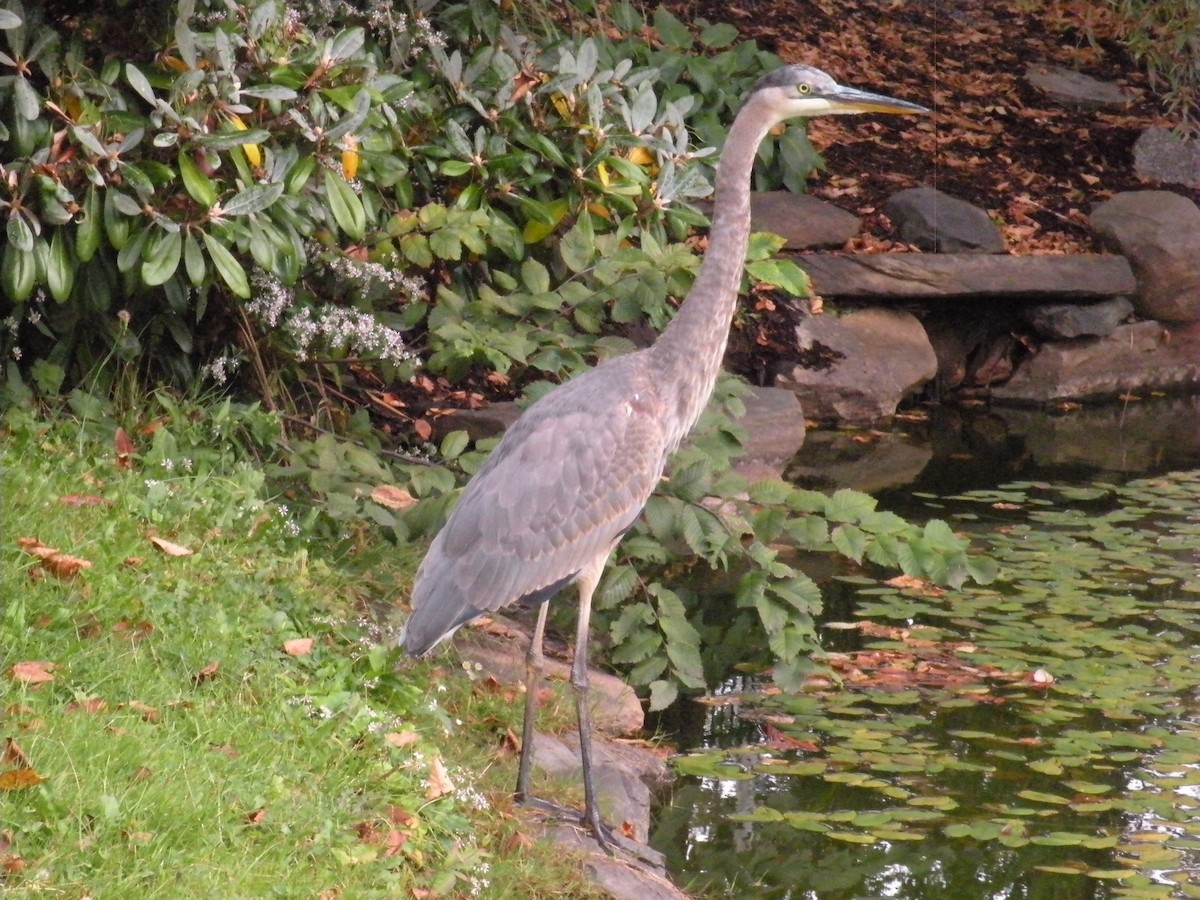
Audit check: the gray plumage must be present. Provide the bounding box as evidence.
[400,64,927,851]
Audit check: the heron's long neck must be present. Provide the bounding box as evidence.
[651,98,778,449]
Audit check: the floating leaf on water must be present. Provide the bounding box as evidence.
[1030,831,1091,846]
[826,832,876,844]
[1069,800,1114,813]
[851,812,896,828]
[675,752,753,781]
[947,730,1003,742]
[1063,780,1112,795]
[1028,760,1065,775]
[728,806,785,824]
[870,829,926,842]
[906,796,957,810]
[1085,868,1139,880]
[1017,790,1072,806]
[1034,864,1089,875]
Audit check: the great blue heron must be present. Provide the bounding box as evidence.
[400,65,928,851]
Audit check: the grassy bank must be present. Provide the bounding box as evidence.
[0,404,598,898]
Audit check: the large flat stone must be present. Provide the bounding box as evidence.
[798,253,1136,300]
[732,385,806,480]
[749,191,861,249]
[991,320,1200,403]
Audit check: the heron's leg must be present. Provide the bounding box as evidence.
[515,599,550,803]
[570,563,613,854]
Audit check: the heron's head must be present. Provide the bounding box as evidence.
[752,65,929,120]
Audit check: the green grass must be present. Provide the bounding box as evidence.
[0,404,598,898]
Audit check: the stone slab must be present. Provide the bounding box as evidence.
[798,253,1136,300]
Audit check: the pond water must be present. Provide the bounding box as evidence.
[649,397,1200,899]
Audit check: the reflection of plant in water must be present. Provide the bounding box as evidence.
[660,470,1200,898]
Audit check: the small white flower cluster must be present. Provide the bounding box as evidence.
[456,783,491,811]
[467,862,492,897]
[276,503,302,537]
[412,15,446,50]
[288,695,336,720]
[200,354,243,386]
[322,254,425,300]
[241,269,415,366]
[248,270,294,328]
[286,305,413,365]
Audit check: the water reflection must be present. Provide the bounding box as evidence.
[786,396,1200,499]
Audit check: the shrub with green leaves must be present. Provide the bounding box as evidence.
[0,0,811,403]
[0,0,992,709]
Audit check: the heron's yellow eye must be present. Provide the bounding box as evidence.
[797,83,811,95]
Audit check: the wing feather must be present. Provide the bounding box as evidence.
[402,354,669,654]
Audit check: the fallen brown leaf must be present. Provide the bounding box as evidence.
[383,731,420,749]
[149,536,193,557]
[124,701,161,724]
[60,494,113,507]
[66,698,107,714]
[18,538,92,578]
[194,660,220,683]
[114,427,136,468]
[3,739,31,768]
[282,638,314,657]
[9,661,56,685]
[0,769,44,791]
[369,485,418,510]
[425,756,455,800]
[245,807,267,825]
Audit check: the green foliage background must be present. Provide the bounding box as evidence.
[0,0,994,706]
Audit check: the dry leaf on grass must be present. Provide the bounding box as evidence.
[282,638,314,656]
[114,427,136,468]
[60,494,112,507]
[17,538,92,578]
[9,661,56,684]
[149,536,193,557]
[425,756,455,800]
[369,485,418,510]
[383,731,420,749]
[0,769,45,791]
[194,660,220,683]
[3,739,32,768]
[124,701,161,724]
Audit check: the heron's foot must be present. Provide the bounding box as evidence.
[515,794,659,864]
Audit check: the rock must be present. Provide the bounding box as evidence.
[884,186,1006,253]
[1133,126,1200,188]
[747,191,862,249]
[774,308,937,423]
[732,385,806,480]
[1022,296,1134,339]
[991,320,1200,403]
[541,823,688,900]
[1090,191,1200,322]
[458,627,645,735]
[787,427,933,493]
[798,253,1136,300]
[532,732,669,843]
[1024,63,1133,108]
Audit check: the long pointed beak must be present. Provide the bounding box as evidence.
[822,84,929,116]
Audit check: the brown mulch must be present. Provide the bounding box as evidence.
[663,0,1199,254]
